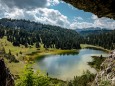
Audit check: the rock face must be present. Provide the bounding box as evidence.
[63,0,115,19]
[92,50,115,86]
[0,59,15,86]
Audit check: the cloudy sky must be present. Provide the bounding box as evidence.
[0,0,115,29]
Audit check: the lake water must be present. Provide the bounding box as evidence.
[34,49,108,80]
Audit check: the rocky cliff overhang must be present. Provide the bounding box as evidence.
[63,0,115,19]
[0,59,14,86]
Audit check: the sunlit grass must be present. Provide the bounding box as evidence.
[4,58,25,75]
[0,36,37,56]
[80,44,110,53]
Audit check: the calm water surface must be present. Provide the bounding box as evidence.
[34,49,108,80]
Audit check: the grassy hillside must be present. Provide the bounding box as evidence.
[0,36,37,56]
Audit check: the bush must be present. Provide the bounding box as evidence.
[16,64,50,86]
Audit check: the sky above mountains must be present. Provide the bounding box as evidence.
[0,0,115,29]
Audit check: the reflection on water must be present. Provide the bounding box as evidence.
[34,49,108,80]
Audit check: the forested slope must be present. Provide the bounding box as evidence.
[84,30,115,50]
[0,18,82,50]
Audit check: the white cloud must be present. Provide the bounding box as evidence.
[1,7,115,30]
[5,8,24,18]
[92,15,115,29]
[0,0,60,10]
[70,21,93,29]
[91,15,98,20]
[48,0,60,6]
[3,7,70,28]
[0,0,48,10]
[74,16,83,21]
[0,0,70,28]
[70,15,115,29]
[0,0,114,30]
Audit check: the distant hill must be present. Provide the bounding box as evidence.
[0,18,81,49]
[76,27,112,36]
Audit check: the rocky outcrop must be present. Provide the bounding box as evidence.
[92,50,115,86]
[0,58,15,86]
[63,0,115,19]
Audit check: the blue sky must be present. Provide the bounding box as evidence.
[49,2,93,23]
[0,0,115,29]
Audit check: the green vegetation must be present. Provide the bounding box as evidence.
[0,36,37,57]
[0,36,78,59]
[84,30,115,50]
[0,36,78,76]
[88,55,106,70]
[16,64,66,86]
[1,37,99,86]
[0,18,81,50]
[77,28,112,36]
[0,36,108,86]
[100,80,111,86]
[15,63,96,86]
[67,70,96,86]
[81,44,110,53]
[0,18,114,86]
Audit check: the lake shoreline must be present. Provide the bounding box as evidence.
[88,56,106,71]
[81,44,110,53]
[27,49,79,60]
[0,38,110,82]
[34,48,108,81]
[28,44,110,60]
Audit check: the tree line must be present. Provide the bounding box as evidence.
[84,30,115,50]
[0,18,114,50]
[0,18,82,49]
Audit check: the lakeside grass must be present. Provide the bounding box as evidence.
[88,56,106,71]
[0,36,78,59]
[81,44,110,53]
[0,37,109,60]
[28,49,78,60]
